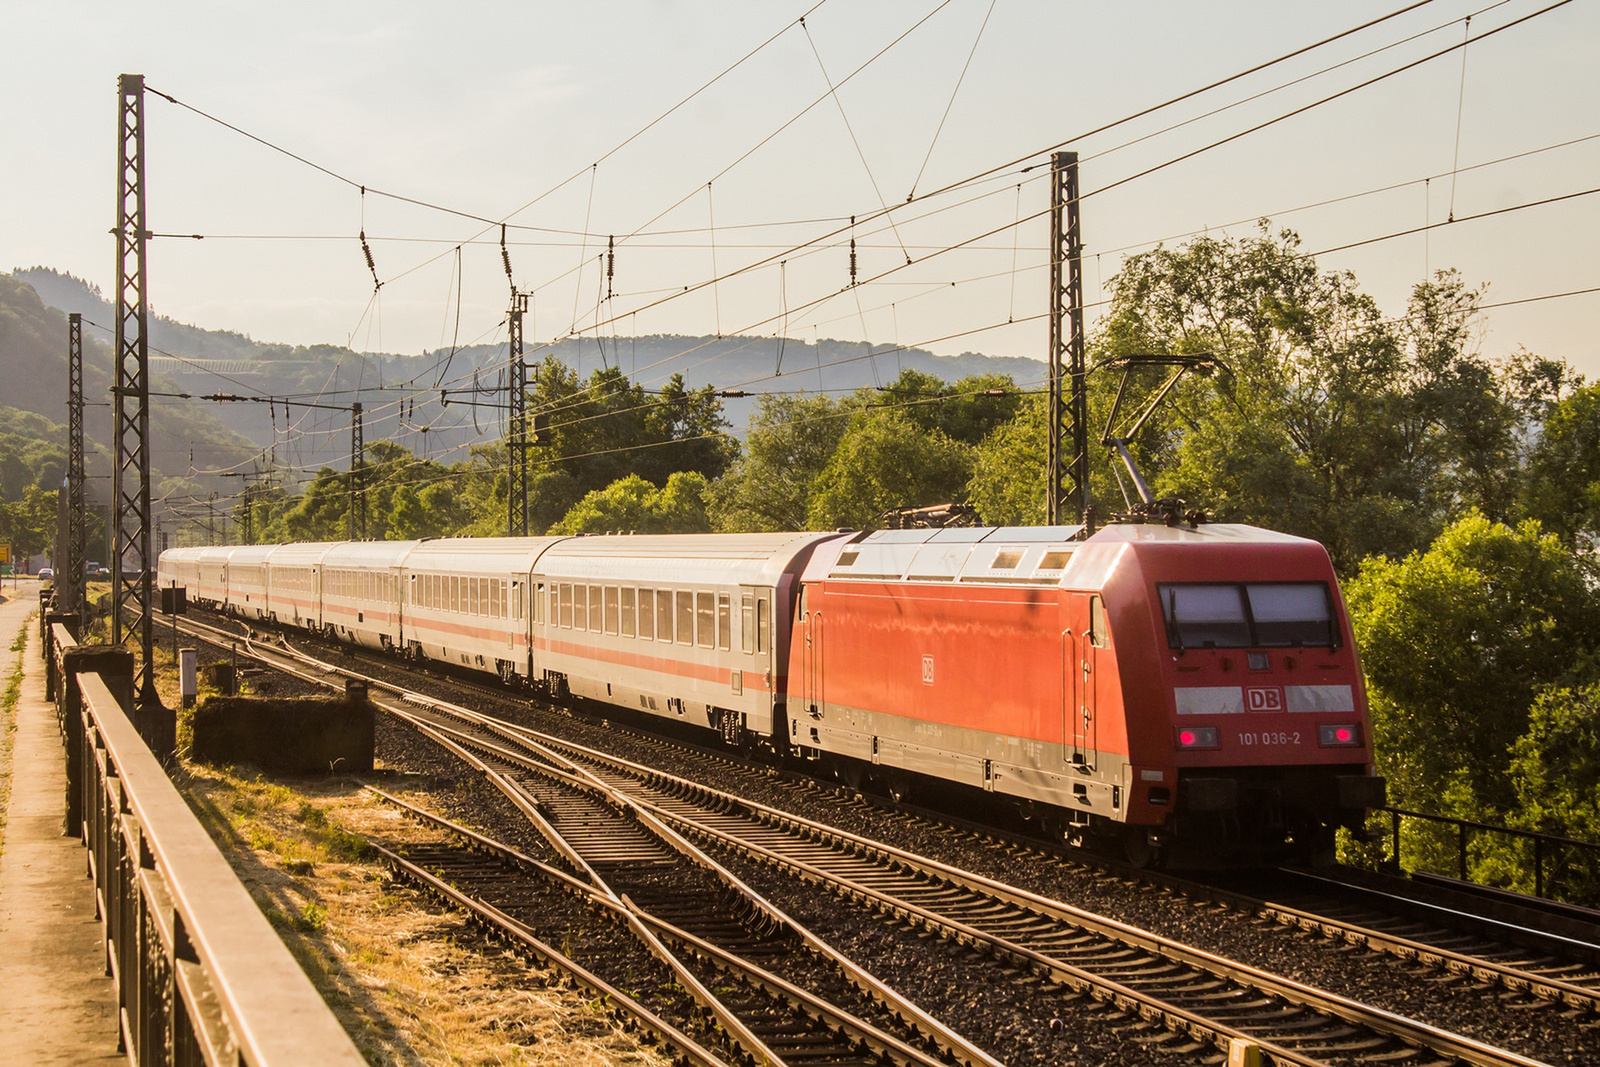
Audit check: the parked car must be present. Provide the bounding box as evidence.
[38,567,54,580]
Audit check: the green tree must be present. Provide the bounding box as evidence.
[708,393,848,531]
[1345,513,1600,816]
[874,368,1021,445]
[551,472,712,535]
[1510,684,1600,843]
[968,394,1047,525]
[1098,227,1549,569]
[1522,381,1600,546]
[0,484,57,565]
[527,359,736,530]
[805,411,974,530]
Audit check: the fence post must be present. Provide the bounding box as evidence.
[42,612,78,701]
[61,647,135,838]
[1534,837,1544,899]
[1390,810,1402,871]
[1459,823,1469,881]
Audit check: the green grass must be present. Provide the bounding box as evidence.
[0,619,30,861]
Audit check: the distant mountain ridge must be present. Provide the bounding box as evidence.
[11,266,1047,466]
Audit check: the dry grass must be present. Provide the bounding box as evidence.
[179,763,672,1067]
[0,614,30,862]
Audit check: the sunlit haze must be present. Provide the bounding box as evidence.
[4,0,1597,379]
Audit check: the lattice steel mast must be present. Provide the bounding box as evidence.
[113,73,158,707]
[1046,151,1091,531]
[507,292,529,536]
[64,313,87,619]
[349,402,366,540]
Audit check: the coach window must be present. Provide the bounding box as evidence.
[588,586,602,632]
[490,579,501,618]
[638,589,654,640]
[696,592,715,649]
[757,596,771,654]
[658,590,675,642]
[573,584,587,630]
[621,588,636,637]
[559,583,573,628]
[604,587,620,634]
[717,593,731,651]
[675,591,693,645]
[741,595,754,654]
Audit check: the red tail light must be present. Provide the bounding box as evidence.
[1318,724,1361,747]
[1177,726,1219,749]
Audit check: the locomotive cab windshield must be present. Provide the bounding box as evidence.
[1159,582,1338,650]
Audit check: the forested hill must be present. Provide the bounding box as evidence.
[0,273,260,502]
[12,266,1045,455]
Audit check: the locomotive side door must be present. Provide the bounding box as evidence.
[801,589,823,719]
[1062,629,1077,764]
[1071,594,1103,768]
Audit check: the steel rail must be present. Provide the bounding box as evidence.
[1199,871,1600,1012]
[184,624,1003,1067]
[359,704,791,1067]
[535,738,1555,1067]
[48,622,367,1067]
[367,787,963,1067]
[177,618,1552,1067]
[383,698,1007,1067]
[361,838,731,1067]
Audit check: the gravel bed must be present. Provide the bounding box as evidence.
[380,715,1065,1065]
[217,620,1600,1063]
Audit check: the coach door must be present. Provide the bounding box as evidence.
[388,567,404,645]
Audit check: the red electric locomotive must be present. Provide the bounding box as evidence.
[787,521,1385,865]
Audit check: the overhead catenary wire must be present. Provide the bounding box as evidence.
[138,0,1471,424]
[131,0,1580,483]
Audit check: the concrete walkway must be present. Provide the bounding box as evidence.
[0,591,124,1064]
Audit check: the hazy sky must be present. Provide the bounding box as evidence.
[5,0,1597,388]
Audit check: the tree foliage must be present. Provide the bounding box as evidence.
[0,484,57,565]
[1097,227,1556,569]
[1521,381,1600,546]
[708,394,849,532]
[528,360,736,528]
[805,410,975,530]
[552,472,712,535]
[1345,514,1600,816]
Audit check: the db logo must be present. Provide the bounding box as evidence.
[921,655,935,685]
[1245,686,1284,713]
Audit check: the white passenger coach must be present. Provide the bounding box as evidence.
[157,532,845,741]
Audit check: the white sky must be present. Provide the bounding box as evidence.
[4,0,1598,385]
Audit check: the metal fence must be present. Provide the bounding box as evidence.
[1382,806,1600,903]
[42,618,367,1067]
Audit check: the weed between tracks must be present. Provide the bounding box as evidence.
[0,614,30,862]
[178,763,671,1067]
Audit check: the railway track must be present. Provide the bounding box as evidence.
[240,617,1600,1021]
[366,791,960,1067]
[178,616,1566,1067]
[178,615,998,1067]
